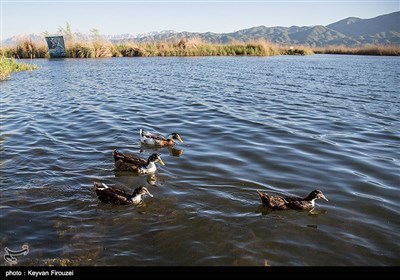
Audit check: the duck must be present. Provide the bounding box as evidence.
[93,182,153,205]
[113,149,165,174]
[257,189,328,210]
[140,128,183,146]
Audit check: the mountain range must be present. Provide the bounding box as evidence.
[2,11,399,47]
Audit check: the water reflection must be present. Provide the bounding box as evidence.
[306,224,318,229]
[147,174,157,186]
[114,170,141,177]
[307,208,327,217]
[170,147,183,157]
[255,205,328,217]
[139,145,183,157]
[254,205,273,215]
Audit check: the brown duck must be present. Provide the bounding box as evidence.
[93,182,153,205]
[113,149,165,174]
[257,189,328,210]
[140,129,183,146]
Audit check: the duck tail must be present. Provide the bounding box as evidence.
[140,128,144,137]
[113,149,122,158]
[94,182,109,191]
[93,181,108,191]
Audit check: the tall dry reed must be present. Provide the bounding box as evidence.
[4,38,49,59]
[313,44,400,56]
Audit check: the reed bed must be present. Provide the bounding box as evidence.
[3,37,398,59]
[313,44,400,56]
[67,39,119,58]
[1,37,314,58]
[2,38,49,59]
[0,56,38,80]
[116,38,308,56]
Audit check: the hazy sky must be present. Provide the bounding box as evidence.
[1,0,399,39]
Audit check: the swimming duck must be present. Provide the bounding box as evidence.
[140,129,183,146]
[93,182,153,205]
[113,149,165,174]
[257,189,328,210]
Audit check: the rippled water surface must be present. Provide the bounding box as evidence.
[1,55,399,266]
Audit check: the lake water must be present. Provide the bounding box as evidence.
[1,55,399,266]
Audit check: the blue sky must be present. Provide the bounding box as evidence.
[1,0,399,39]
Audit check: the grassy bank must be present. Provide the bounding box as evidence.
[0,56,38,81]
[1,38,313,58]
[4,37,398,59]
[313,45,400,56]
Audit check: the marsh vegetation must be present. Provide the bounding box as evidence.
[2,37,314,58]
[0,56,38,81]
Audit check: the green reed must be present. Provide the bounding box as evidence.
[0,56,38,81]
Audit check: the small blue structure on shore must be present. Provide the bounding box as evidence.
[45,36,66,58]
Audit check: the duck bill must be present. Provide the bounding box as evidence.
[321,194,328,201]
[146,191,154,197]
[158,159,165,166]
[177,136,183,143]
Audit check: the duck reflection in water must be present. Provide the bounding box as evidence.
[113,166,160,187]
[147,173,157,186]
[140,146,183,157]
[256,205,327,216]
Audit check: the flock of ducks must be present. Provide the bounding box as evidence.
[94,129,328,211]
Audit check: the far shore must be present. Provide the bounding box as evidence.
[1,37,399,60]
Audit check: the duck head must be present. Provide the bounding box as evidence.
[132,186,153,198]
[128,186,153,204]
[169,133,183,143]
[307,190,328,202]
[147,153,165,166]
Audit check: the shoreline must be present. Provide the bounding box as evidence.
[2,39,398,59]
[1,39,313,59]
